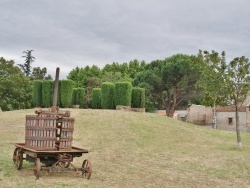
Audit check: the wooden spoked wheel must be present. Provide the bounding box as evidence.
[13,148,23,170]
[33,158,41,180]
[82,159,92,179]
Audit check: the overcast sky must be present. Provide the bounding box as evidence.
[1,0,250,78]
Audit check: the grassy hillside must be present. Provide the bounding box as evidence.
[1,109,250,188]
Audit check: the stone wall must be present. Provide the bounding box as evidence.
[186,105,213,125]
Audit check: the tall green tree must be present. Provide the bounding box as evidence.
[114,82,132,106]
[72,88,85,108]
[31,67,52,80]
[18,50,36,77]
[85,77,102,108]
[32,80,43,107]
[227,56,250,148]
[0,57,32,110]
[92,88,102,109]
[131,88,145,108]
[133,70,161,111]
[195,50,250,149]
[128,59,146,78]
[161,54,195,116]
[42,80,54,108]
[67,65,101,88]
[134,54,199,116]
[60,80,74,108]
[101,82,115,109]
[192,50,227,107]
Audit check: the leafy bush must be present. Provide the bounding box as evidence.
[92,88,102,109]
[101,82,115,109]
[42,80,54,107]
[32,80,43,107]
[114,82,132,106]
[60,80,74,108]
[131,87,145,108]
[1,103,12,111]
[72,88,86,108]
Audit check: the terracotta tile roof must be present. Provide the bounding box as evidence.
[215,106,246,112]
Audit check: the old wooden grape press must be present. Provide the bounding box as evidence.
[13,68,92,179]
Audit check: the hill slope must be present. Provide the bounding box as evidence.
[1,109,250,188]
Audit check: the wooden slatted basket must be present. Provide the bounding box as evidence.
[56,117,75,150]
[25,115,57,150]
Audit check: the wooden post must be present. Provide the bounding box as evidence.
[51,67,60,112]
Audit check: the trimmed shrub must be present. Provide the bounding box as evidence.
[101,82,115,109]
[114,82,132,106]
[32,80,43,107]
[42,80,54,107]
[92,88,102,109]
[72,88,86,108]
[131,87,145,108]
[60,80,74,108]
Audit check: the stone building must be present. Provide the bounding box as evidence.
[177,102,250,132]
[216,106,246,127]
[185,105,213,125]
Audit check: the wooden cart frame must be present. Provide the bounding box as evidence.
[13,143,92,180]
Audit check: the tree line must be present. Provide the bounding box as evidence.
[1,49,250,148]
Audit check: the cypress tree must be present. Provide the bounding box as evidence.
[42,80,54,107]
[114,82,132,106]
[32,80,43,107]
[72,88,86,108]
[131,87,145,108]
[60,80,74,108]
[92,88,102,109]
[101,82,115,109]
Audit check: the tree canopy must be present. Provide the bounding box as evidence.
[194,50,250,148]
[0,57,32,110]
[134,54,200,115]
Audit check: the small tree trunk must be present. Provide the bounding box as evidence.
[213,100,217,129]
[169,85,179,117]
[235,105,242,149]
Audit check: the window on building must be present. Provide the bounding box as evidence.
[228,117,233,125]
[181,116,186,122]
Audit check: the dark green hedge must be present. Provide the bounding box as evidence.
[114,82,132,106]
[72,88,85,108]
[131,87,145,108]
[60,80,74,108]
[42,80,54,107]
[101,82,115,109]
[92,88,102,109]
[32,80,43,107]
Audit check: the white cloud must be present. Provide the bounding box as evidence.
[1,0,250,78]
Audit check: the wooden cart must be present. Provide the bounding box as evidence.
[13,143,92,179]
[12,68,92,180]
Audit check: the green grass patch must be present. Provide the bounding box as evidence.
[1,109,250,187]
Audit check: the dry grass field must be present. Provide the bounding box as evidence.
[1,109,250,188]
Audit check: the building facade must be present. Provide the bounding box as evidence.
[174,104,250,132]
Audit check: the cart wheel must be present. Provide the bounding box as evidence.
[82,159,92,179]
[58,162,70,168]
[13,148,23,170]
[33,158,41,180]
